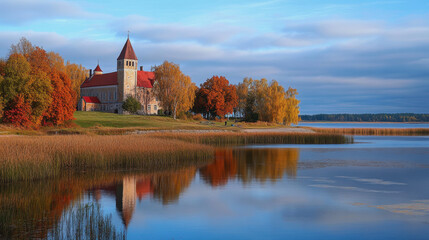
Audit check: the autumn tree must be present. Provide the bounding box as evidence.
[265,80,287,123]
[237,77,300,124]
[9,37,35,57]
[2,94,32,127]
[251,78,269,121]
[194,76,238,119]
[284,87,300,125]
[235,77,251,118]
[9,37,85,104]
[26,48,53,124]
[0,37,81,127]
[242,78,268,122]
[0,54,31,104]
[0,60,3,118]
[65,61,87,103]
[42,70,75,126]
[152,61,196,119]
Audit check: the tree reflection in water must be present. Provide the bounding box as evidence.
[0,148,299,238]
[200,148,299,186]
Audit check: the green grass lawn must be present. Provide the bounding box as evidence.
[0,112,287,135]
[73,111,221,129]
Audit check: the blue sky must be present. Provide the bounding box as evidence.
[1,0,428,114]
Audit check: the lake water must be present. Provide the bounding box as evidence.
[1,136,429,239]
[297,122,429,128]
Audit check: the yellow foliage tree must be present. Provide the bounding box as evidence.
[239,77,300,125]
[284,87,300,125]
[152,61,196,119]
[265,80,287,123]
[65,61,87,103]
[235,77,251,117]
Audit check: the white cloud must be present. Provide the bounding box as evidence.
[0,0,90,24]
[112,15,241,44]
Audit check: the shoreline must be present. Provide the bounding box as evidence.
[298,121,429,124]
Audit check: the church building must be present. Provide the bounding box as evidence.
[79,37,161,114]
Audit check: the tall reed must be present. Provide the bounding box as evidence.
[47,202,126,240]
[310,127,429,136]
[0,132,352,183]
[146,132,354,146]
[0,135,213,183]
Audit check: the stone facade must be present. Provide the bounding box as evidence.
[136,87,160,115]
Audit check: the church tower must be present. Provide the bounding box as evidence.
[117,37,138,103]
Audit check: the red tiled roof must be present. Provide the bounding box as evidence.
[82,96,101,103]
[137,71,155,88]
[117,38,138,60]
[81,72,117,88]
[81,71,155,88]
[94,64,102,72]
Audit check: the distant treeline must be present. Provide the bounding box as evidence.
[300,113,429,122]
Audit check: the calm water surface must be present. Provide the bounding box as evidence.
[1,136,429,239]
[297,122,429,128]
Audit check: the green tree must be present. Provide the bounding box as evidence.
[122,96,142,114]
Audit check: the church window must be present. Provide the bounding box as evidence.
[147,105,151,112]
[132,62,134,67]
[154,105,157,111]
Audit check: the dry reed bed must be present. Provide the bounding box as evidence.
[0,132,352,183]
[310,127,429,136]
[0,135,213,183]
[146,132,354,146]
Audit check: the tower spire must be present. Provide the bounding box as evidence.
[117,37,138,60]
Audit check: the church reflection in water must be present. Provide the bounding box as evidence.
[0,147,300,238]
[88,148,300,228]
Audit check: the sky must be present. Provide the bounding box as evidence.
[0,0,428,114]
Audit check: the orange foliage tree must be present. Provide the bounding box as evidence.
[0,38,77,127]
[2,94,32,127]
[194,76,238,119]
[42,70,75,126]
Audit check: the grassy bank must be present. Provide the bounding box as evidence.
[73,111,218,129]
[146,132,354,146]
[0,135,213,183]
[310,127,429,136]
